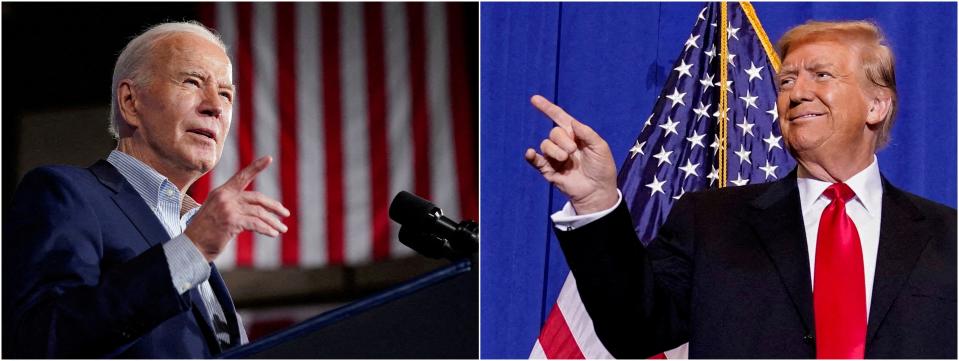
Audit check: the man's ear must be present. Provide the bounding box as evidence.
[866,88,892,126]
[117,80,142,129]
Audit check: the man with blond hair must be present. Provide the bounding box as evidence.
[525,20,955,358]
[4,22,289,357]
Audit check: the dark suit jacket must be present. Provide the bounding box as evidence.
[556,171,956,358]
[3,160,243,358]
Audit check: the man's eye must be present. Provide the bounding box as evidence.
[185,79,201,87]
[816,72,832,79]
[220,92,233,102]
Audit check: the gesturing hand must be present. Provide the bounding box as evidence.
[185,156,290,262]
[524,95,619,214]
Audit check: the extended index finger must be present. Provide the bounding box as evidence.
[224,156,272,191]
[530,95,574,135]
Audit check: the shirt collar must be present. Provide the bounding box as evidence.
[797,155,883,218]
[106,150,201,214]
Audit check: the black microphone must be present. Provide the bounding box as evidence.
[389,191,478,260]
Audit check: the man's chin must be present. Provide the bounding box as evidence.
[178,156,216,176]
[195,159,216,174]
[186,149,218,173]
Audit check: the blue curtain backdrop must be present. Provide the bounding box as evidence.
[480,2,956,358]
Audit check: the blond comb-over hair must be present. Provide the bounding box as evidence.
[777,20,897,149]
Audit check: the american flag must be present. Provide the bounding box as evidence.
[531,2,793,358]
[187,3,477,269]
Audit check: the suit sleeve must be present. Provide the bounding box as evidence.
[555,195,697,358]
[3,168,193,358]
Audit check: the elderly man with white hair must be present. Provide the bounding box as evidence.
[4,22,289,357]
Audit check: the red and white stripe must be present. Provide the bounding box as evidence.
[194,2,475,269]
[383,2,415,259]
[530,273,689,359]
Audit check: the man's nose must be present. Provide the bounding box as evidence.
[788,75,815,104]
[199,86,224,118]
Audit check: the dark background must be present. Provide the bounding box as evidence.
[3,1,478,340]
[3,3,200,198]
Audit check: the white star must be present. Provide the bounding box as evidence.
[687,130,706,149]
[699,72,715,93]
[710,135,723,155]
[643,113,654,130]
[678,159,700,180]
[659,116,680,137]
[763,133,783,152]
[714,79,734,94]
[692,101,711,121]
[759,159,779,179]
[697,7,707,23]
[734,143,752,165]
[673,188,686,200]
[712,106,730,120]
[766,103,779,122]
[704,44,717,63]
[684,34,700,51]
[730,173,749,186]
[736,117,755,137]
[744,61,764,83]
[629,140,646,159]
[666,88,687,109]
[674,59,694,80]
[727,53,737,67]
[707,165,720,186]
[710,22,717,28]
[652,146,673,166]
[646,175,667,196]
[727,23,740,40]
[739,89,759,109]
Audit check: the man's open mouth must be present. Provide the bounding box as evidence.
[187,128,216,142]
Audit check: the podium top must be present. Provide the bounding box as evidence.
[219,259,474,359]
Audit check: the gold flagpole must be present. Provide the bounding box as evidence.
[718,1,729,188]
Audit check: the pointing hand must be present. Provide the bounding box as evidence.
[524,95,619,214]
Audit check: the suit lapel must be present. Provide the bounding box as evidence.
[89,160,169,249]
[865,178,930,346]
[91,160,225,352]
[747,171,815,334]
[189,287,222,354]
[209,264,243,347]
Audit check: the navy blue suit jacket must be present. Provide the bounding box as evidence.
[3,160,243,358]
[556,171,956,358]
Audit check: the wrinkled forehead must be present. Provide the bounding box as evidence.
[151,33,233,79]
[780,39,859,70]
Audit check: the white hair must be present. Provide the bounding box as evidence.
[108,21,228,139]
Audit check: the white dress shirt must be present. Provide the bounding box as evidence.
[797,156,882,317]
[107,150,248,345]
[552,156,883,317]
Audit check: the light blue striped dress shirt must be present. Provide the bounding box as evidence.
[107,150,246,346]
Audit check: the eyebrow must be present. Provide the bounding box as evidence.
[778,66,798,77]
[179,71,236,91]
[777,60,836,77]
[180,70,206,79]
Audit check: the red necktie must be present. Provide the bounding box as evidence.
[814,183,866,358]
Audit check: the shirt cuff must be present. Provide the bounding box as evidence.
[550,190,623,231]
[237,312,249,344]
[163,233,211,294]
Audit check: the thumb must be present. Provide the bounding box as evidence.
[569,118,604,148]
